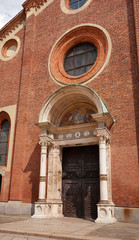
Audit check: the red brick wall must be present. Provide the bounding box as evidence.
[0,0,138,206]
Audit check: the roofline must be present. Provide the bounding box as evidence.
[0,9,25,40]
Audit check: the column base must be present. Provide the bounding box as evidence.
[95,202,116,224]
[32,200,63,219]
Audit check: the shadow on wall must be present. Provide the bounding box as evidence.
[126,0,139,162]
[24,144,41,206]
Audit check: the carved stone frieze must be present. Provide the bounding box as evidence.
[54,129,97,140]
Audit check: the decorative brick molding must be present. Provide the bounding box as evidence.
[49,24,112,85]
[0,0,53,41]
[0,11,25,40]
[23,0,54,18]
[23,0,47,13]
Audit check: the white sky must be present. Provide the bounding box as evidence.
[0,0,24,29]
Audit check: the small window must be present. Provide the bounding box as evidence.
[69,0,87,9]
[0,119,10,166]
[64,42,97,76]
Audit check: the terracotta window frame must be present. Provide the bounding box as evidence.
[49,24,111,85]
[0,36,20,62]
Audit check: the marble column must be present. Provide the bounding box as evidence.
[95,128,116,224]
[99,136,108,203]
[38,139,48,201]
[32,137,48,218]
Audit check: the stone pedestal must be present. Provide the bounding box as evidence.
[32,200,63,218]
[95,202,116,224]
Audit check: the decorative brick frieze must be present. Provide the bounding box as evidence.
[22,0,47,13]
[0,11,25,40]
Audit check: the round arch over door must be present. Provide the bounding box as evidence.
[38,84,110,126]
[33,85,116,224]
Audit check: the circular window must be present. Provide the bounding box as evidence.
[49,24,112,85]
[6,44,17,57]
[61,0,92,14]
[2,39,17,58]
[0,37,20,61]
[69,0,87,9]
[64,42,97,76]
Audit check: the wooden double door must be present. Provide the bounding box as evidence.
[62,145,100,220]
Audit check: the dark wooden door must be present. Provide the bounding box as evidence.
[62,145,100,220]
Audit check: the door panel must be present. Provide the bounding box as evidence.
[62,145,99,220]
[63,180,82,218]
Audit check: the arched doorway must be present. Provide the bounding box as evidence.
[33,85,116,223]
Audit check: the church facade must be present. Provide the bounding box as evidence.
[0,0,138,223]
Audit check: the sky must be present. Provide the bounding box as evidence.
[0,0,24,29]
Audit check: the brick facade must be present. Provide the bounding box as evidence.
[0,0,138,220]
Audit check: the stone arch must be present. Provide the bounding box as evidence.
[38,84,109,126]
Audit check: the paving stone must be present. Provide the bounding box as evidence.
[0,215,138,240]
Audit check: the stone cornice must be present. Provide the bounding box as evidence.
[0,10,25,40]
[22,0,47,13]
[92,113,114,129]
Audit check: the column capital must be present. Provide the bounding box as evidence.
[39,140,48,147]
[39,135,54,146]
[96,128,111,142]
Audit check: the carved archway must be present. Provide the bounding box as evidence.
[33,85,116,223]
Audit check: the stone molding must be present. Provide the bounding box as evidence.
[92,113,114,129]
